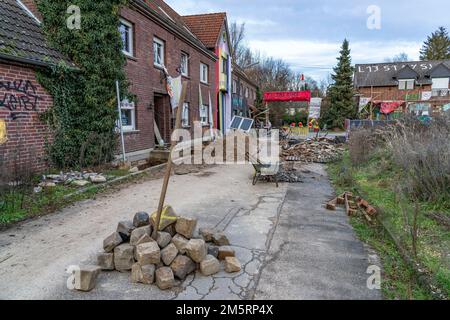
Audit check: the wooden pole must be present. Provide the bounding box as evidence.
[152,81,188,238]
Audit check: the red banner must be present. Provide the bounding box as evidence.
[263,91,311,102]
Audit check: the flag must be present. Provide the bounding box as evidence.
[167,76,182,110]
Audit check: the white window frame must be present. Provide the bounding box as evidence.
[153,37,165,68]
[120,99,136,132]
[182,102,190,128]
[398,79,414,90]
[432,77,449,89]
[119,19,133,57]
[181,52,189,77]
[200,63,209,84]
[200,105,209,126]
[232,80,237,94]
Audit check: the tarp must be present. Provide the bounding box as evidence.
[378,101,404,114]
[263,91,311,102]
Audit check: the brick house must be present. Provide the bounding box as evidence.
[231,62,257,118]
[183,12,233,134]
[354,60,450,119]
[0,0,73,173]
[118,0,218,161]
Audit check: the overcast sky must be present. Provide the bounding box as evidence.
[166,0,449,81]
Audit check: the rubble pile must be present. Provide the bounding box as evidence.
[72,206,241,292]
[282,138,346,164]
[36,171,109,192]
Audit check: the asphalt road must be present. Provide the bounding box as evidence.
[0,163,381,300]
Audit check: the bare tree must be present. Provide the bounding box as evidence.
[229,22,246,66]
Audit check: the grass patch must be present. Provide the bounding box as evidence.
[328,151,449,300]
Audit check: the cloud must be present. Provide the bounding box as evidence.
[248,39,422,81]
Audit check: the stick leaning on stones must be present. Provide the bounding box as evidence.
[152,81,188,239]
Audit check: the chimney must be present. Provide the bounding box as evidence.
[18,0,43,22]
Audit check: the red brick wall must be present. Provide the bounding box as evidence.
[19,0,42,21]
[356,84,432,101]
[119,6,217,154]
[0,62,52,174]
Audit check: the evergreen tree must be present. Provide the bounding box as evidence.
[323,39,356,129]
[420,27,450,60]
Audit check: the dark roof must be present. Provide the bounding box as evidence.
[0,0,72,67]
[354,60,450,87]
[132,0,216,60]
[182,12,227,48]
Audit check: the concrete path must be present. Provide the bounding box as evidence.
[0,163,381,300]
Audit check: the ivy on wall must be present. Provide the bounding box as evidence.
[36,0,130,168]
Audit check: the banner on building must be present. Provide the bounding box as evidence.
[167,76,182,110]
[263,91,311,102]
[421,91,432,101]
[309,98,322,119]
[359,97,372,112]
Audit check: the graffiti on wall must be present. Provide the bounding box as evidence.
[0,80,40,111]
[0,119,7,144]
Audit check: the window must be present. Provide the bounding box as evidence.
[232,80,237,94]
[119,19,133,56]
[432,78,449,89]
[153,37,165,67]
[120,99,136,131]
[200,63,209,84]
[240,84,244,96]
[200,105,209,125]
[245,87,249,98]
[180,52,189,76]
[222,57,228,74]
[398,79,414,90]
[182,103,190,127]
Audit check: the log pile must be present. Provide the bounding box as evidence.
[282,138,345,163]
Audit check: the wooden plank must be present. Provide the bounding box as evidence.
[154,120,165,147]
[152,82,188,238]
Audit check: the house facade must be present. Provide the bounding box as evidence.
[183,13,233,134]
[0,0,72,173]
[118,0,217,161]
[354,60,450,119]
[231,63,257,118]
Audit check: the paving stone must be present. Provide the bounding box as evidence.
[114,244,135,272]
[218,246,235,261]
[171,234,189,254]
[117,220,135,241]
[224,257,241,273]
[155,267,175,290]
[207,244,219,258]
[136,234,154,246]
[212,232,230,246]
[72,180,90,187]
[186,238,207,263]
[170,255,196,280]
[151,206,178,231]
[200,255,220,276]
[199,228,215,242]
[156,231,172,248]
[90,175,107,183]
[103,232,123,253]
[175,217,197,239]
[131,263,155,285]
[97,252,114,271]
[161,243,178,266]
[133,212,150,228]
[74,265,101,292]
[135,241,160,265]
[130,225,151,246]
[164,224,177,237]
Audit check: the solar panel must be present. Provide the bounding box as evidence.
[230,116,244,129]
[240,118,254,132]
[230,116,254,132]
